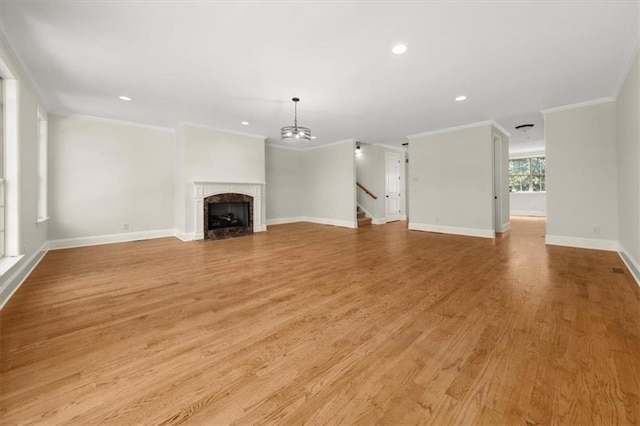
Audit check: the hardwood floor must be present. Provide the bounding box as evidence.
[1,218,639,425]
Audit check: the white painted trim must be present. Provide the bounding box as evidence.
[372,218,387,225]
[499,222,511,233]
[267,138,357,152]
[59,113,174,132]
[545,235,618,252]
[48,229,176,250]
[400,215,407,221]
[374,143,407,152]
[193,181,266,185]
[0,241,49,310]
[510,210,546,217]
[266,217,304,225]
[303,217,357,229]
[0,254,24,277]
[491,122,512,138]
[408,223,495,239]
[174,231,195,242]
[540,97,615,115]
[618,244,640,287]
[177,121,266,140]
[265,142,306,151]
[407,120,495,140]
[305,138,355,151]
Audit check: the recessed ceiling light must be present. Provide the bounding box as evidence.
[455,95,467,101]
[392,44,407,55]
[241,121,249,125]
[310,136,316,139]
[119,96,132,101]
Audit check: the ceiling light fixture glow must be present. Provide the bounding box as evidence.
[392,44,408,55]
[241,121,249,125]
[281,97,311,144]
[455,95,467,101]
[119,96,132,101]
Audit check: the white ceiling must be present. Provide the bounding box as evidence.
[1,1,638,149]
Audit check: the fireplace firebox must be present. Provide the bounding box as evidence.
[203,193,253,240]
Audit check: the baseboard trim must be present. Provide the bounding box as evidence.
[372,218,387,225]
[545,235,618,252]
[48,229,176,250]
[266,217,304,226]
[0,241,49,310]
[408,223,495,239]
[510,210,546,217]
[400,215,407,221]
[618,245,640,287]
[174,231,195,242]
[303,217,357,229]
[499,222,511,233]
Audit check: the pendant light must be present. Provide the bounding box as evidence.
[281,97,311,143]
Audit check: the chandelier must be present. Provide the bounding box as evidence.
[281,97,311,143]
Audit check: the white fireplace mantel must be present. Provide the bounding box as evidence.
[193,182,266,240]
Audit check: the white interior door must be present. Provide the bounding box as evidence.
[493,136,503,233]
[385,152,401,222]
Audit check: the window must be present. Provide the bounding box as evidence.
[36,108,48,222]
[509,157,545,192]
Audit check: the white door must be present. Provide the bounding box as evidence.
[493,136,503,233]
[385,152,401,222]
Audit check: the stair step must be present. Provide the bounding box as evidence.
[357,212,366,219]
[357,217,372,227]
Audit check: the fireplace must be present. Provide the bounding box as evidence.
[203,193,253,240]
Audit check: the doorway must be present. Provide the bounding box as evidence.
[385,151,402,222]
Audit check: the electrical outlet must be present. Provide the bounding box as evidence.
[123,224,129,231]
[412,176,419,182]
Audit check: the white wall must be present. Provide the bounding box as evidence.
[355,144,407,222]
[616,51,640,273]
[265,145,305,223]
[48,115,175,241]
[510,192,546,217]
[303,140,357,228]
[175,124,266,236]
[0,35,49,307]
[545,100,618,250]
[408,124,495,238]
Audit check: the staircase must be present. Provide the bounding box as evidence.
[357,209,372,227]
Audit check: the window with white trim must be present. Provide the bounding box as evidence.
[509,157,546,192]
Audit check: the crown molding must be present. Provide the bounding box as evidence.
[178,122,266,140]
[540,97,615,115]
[57,113,174,132]
[491,121,511,138]
[407,119,508,140]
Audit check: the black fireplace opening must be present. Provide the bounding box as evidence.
[203,193,254,240]
[208,202,250,230]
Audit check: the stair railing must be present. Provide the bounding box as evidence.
[356,182,378,200]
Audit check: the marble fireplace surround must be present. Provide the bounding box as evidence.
[193,182,265,240]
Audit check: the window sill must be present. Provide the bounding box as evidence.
[0,255,25,277]
[36,216,49,224]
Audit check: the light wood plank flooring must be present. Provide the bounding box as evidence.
[1,218,639,425]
